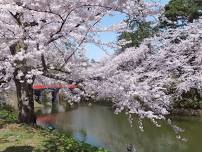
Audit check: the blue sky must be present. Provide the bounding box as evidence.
[86,0,170,61]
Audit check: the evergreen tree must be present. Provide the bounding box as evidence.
[161,0,202,27]
[117,21,158,54]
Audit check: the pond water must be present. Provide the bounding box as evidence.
[36,104,202,152]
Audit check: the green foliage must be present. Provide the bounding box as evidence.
[163,0,202,25]
[35,133,108,152]
[0,104,17,124]
[117,21,158,54]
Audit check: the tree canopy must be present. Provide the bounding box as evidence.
[0,0,149,123]
[83,19,202,120]
[117,0,202,55]
[0,0,201,125]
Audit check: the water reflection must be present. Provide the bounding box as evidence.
[36,104,202,152]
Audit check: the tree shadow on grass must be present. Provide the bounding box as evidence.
[2,146,33,152]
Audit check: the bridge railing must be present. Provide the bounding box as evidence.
[32,84,78,90]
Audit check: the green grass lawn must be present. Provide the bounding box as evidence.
[0,104,109,152]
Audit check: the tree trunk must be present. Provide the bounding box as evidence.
[15,78,36,124]
[10,41,36,124]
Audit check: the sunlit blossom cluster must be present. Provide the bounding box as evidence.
[82,19,202,119]
[0,0,147,92]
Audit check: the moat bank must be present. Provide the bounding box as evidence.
[0,104,108,152]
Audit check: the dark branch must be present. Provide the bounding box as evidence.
[9,11,22,26]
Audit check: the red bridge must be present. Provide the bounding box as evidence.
[32,84,78,90]
[32,84,79,104]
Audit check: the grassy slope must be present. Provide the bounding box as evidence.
[0,104,109,152]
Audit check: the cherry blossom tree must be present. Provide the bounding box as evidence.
[82,18,202,123]
[0,0,148,124]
